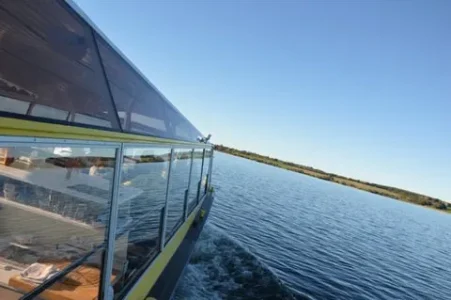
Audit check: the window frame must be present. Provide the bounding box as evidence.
[0,135,211,300]
[0,0,122,130]
[0,136,120,300]
[164,147,194,242]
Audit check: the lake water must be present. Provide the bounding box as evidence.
[174,152,451,300]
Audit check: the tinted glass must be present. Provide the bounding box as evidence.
[96,34,204,142]
[165,149,192,240]
[0,95,29,114]
[165,105,203,142]
[111,146,171,295]
[0,1,119,129]
[0,143,117,299]
[187,148,203,214]
[96,37,170,137]
[31,104,69,121]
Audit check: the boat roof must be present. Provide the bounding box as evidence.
[65,0,202,140]
[0,0,206,144]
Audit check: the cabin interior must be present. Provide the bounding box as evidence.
[0,145,130,300]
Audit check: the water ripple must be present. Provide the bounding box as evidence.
[176,153,451,300]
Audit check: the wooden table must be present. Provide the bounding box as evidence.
[8,260,116,300]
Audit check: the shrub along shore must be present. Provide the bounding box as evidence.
[215,145,451,214]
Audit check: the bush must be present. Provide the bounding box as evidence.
[419,199,432,206]
[433,202,447,210]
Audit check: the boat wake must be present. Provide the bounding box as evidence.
[173,224,306,300]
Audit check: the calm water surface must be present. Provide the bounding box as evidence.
[174,153,451,300]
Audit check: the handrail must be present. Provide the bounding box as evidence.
[0,117,206,147]
[19,186,211,300]
[20,204,169,299]
[20,244,105,300]
[1,137,213,300]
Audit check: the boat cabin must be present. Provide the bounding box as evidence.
[0,1,214,299]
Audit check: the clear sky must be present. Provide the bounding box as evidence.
[74,0,451,201]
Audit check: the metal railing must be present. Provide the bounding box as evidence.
[0,136,214,300]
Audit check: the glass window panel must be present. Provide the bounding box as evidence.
[187,149,203,214]
[0,95,29,114]
[201,149,211,195]
[0,1,119,129]
[165,149,192,240]
[96,34,204,141]
[174,123,191,141]
[74,113,112,128]
[131,113,167,132]
[0,143,117,299]
[30,104,69,121]
[29,249,105,300]
[117,111,127,128]
[165,105,203,142]
[96,37,170,137]
[111,146,171,295]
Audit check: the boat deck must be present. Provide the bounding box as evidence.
[0,284,25,300]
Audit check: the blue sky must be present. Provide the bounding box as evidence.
[74,0,451,201]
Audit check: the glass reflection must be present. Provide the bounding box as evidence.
[165,149,192,240]
[32,249,105,300]
[111,147,171,295]
[0,95,29,115]
[97,39,169,138]
[73,113,112,128]
[0,144,116,299]
[202,149,211,195]
[30,104,69,121]
[187,149,204,214]
[0,1,119,129]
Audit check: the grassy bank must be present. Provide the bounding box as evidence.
[214,145,451,214]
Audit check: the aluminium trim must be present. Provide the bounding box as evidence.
[0,135,120,147]
[184,149,194,220]
[160,148,174,248]
[0,111,122,134]
[122,143,209,150]
[90,26,123,131]
[122,143,175,150]
[99,144,124,299]
[0,116,203,146]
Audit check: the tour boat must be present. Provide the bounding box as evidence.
[0,1,214,299]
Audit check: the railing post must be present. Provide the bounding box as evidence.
[196,180,201,205]
[196,148,206,205]
[158,206,166,251]
[208,149,214,188]
[160,148,174,248]
[99,143,124,300]
[183,189,189,221]
[184,149,194,220]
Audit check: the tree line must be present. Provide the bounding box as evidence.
[214,144,450,213]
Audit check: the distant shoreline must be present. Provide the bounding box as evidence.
[215,145,451,214]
